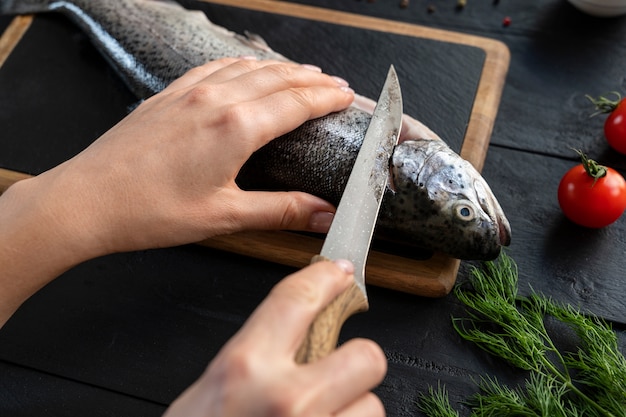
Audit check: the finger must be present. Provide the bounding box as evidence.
[239,260,354,356]
[231,190,336,233]
[209,83,354,161]
[336,392,386,417]
[301,338,387,415]
[166,59,319,99]
[214,62,347,105]
[193,58,301,90]
[162,57,244,93]
[232,84,354,153]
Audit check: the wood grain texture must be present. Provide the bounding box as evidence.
[295,256,369,363]
[202,231,460,296]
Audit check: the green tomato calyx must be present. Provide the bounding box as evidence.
[575,149,606,186]
[587,91,622,116]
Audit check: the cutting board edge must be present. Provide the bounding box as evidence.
[200,231,461,297]
[0,3,510,296]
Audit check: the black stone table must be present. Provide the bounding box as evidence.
[0,1,625,416]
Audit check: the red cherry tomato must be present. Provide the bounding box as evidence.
[604,98,626,154]
[588,93,626,154]
[558,153,626,228]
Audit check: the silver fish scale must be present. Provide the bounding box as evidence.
[0,0,511,260]
[238,108,370,206]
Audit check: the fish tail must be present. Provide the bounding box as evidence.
[1,0,53,15]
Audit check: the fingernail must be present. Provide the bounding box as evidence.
[340,86,355,94]
[239,55,258,60]
[308,211,334,233]
[332,76,349,87]
[334,259,354,275]
[301,64,322,72]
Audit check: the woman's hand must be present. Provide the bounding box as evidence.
[0,58,354,324]
[164,259,387,417]
[53,58,355,255]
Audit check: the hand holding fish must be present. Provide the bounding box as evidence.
[164,259,387,417]
[0,58,354,325]
[71,57,355,252]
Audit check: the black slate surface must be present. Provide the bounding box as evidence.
[0,244,530,414]
[1,1,626,417]
[0,2,491,416]
[0,15,139,175]
[0,15,10,32]
[0,360,166,417]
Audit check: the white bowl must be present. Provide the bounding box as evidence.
[567,0,626,16]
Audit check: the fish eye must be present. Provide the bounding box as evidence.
[455,204,475,221]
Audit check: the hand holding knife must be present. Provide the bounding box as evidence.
[296,66,403,364]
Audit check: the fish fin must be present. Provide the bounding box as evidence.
[234,30,290,61]
[0,0,53,15]
[236,31,274,53]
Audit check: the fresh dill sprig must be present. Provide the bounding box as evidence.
[418,252,626,417]
[417,384,459,417]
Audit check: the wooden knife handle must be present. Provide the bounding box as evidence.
[295,255,369,364]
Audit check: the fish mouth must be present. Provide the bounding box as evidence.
[497,215,512,247]
[476,212,510,260]
[489,199,511,248]
[475,179,511,248]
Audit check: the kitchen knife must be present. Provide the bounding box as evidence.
[295,65,403,364]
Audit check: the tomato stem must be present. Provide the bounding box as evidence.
[586,92,622,117]
[575,149,606,186]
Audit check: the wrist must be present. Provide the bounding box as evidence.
[0,169,107,325]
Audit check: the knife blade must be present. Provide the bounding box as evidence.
[295,65,403,363]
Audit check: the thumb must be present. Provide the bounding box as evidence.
[236,191,336,233]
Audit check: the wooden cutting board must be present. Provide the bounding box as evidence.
[0,0,509,297]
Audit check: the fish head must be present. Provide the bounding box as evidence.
[386,139,511,260]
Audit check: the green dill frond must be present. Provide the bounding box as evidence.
[523,373,571,417]
[462,252,519,304]
[468,376,532,416]
[544,298,626,411]
[417,383,459,417]
[419,252,626,417]
[453,254,554,373]
[452,315,543,371]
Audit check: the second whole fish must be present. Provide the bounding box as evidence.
[0,0,512,260]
